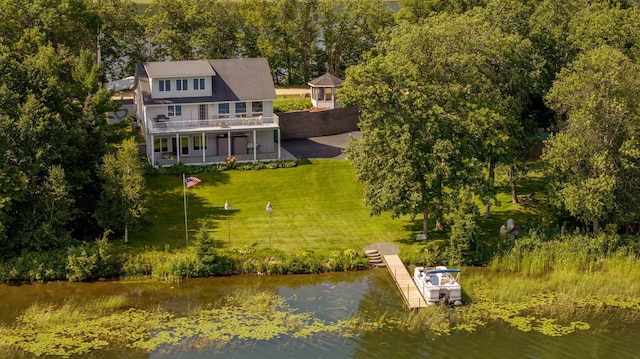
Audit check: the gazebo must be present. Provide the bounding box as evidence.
[308,73,343,109]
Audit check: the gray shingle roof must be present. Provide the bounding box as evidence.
[135,58,276,106]
[308,73,343,87]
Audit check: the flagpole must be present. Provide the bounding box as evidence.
[183,173,188,246]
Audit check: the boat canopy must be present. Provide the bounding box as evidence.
[424,269,461,274]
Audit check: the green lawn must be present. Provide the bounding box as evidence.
[130,160,541,256]
[133,160,416,253]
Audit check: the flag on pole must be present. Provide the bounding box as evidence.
[185,176,202,188]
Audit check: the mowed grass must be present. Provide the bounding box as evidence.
[132,160,417,253]
[129,160,543,257]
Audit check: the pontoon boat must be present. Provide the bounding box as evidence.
[413,266,462,306]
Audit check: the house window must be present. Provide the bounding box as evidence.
[176,79,188,91]
[235,102,246,117]
[199,104,207,120]
[168,105,182,116]
[252,101,263,115]
[154,138,168,152]
[194,136,207,150]
[218,103,229,118]
[193,78,205,90]
[181,137,189,155]
[159,79,171,92]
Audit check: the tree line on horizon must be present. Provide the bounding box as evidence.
[0,0,640,261]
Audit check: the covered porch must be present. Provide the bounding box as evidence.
[147,128,283,167]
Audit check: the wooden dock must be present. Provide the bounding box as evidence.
[383,255,428,308]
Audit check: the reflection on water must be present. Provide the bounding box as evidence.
[1,270,640,358]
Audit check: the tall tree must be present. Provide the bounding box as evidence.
[96,138,148,243]
[543,46,640,233]
[238,0,319,85]
[318,0,394,78]
[92,0,146,82]
[342,14,531,236]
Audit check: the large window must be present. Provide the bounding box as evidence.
[176,79,188,91]
[159,79,171,92]
[154,138,168,152]
[235,102,246,117]
[252,101,263,115]
[199,104,207,120]
[193,136,207,151]
[168,105,182,116]
[218,103,229,118]
[193,78,205,90]
[181,137,189,155]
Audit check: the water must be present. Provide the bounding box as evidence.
[1,270,639,358]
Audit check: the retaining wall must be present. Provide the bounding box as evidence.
[278,107,359,140]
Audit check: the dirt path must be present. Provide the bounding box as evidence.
[275,88,310,96]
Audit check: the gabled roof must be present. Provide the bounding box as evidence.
[135,58,276,106]
[308,73,343,87]
[208,58,276,102]
[144,60,215,78]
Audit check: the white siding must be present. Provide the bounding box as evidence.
[150,77,212,99]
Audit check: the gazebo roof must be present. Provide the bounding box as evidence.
[308,73,343,87]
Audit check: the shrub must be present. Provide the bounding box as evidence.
[0,249,67,283]
[446,213,481,266]
[148,160,298,176]
[273,98,312,112]
[121,253,153,279]
[66,233,118,281]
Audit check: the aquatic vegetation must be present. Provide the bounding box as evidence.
[1,269,639,358]
[0,291,349,358]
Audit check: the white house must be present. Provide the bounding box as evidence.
[134,58,281,167]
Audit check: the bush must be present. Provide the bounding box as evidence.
[0,249,67,283]
[121,253,153,279]
[147,160,298,176]
[273,98,312,112]
[446,213,481,266]
[66,233,119,282]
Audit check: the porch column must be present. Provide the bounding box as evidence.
[227,130,231,157]
[277,128,281,159]
[202,132,206,164]
[176,133,180,164]
[150,134,155,166]
[253,129,257,161]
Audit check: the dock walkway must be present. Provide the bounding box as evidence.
[383,255,428,308]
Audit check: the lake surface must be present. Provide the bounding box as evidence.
[1,269,639,358]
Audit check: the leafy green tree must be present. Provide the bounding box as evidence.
[238,0,319,85]
[0,0,100,55]
[145,0,240,61]
[343,14,533,236]
[567,2,640,61]
[318,0,394,78]
[92,0,146,82]
[543,46,640,233]
[528,0,588,93]
[397,0,486,22]
[96,137,148,243]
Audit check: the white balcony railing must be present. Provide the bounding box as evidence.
[147,115,279,134]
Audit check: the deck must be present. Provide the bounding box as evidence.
[383,255,429,309]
